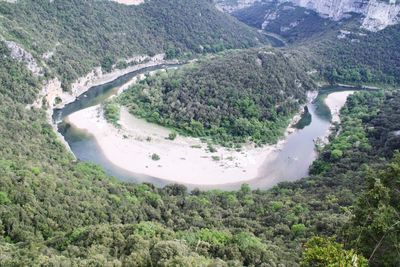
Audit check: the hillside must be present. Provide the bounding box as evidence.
[120,49,315,146]
[221,1,400,86]
[218,0,400,32]
[0,0,264,89]
[232,1,344,43]
[308,23,400,86]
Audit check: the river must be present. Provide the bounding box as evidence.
[55,65,358,190]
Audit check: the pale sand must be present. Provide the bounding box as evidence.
[324,91,355,123]
[111,0,144,5]
[67,106,284,185]
[66,91,350,186]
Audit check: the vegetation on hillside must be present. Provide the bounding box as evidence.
[120,49,315,147]
[0,39,398,265]
[233,2,341,43]
[0,0,264,89]
[230,1,400,87]
[310,23,400,86]
[0,0,399,265]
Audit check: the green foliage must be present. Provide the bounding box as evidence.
[301,236,368,267]
[0,3,399,265]
[310,91,384,175]
[0,0,263,87]
[103,101,120,126]
[167,131,177,141]
[151,153,161,161]
[346,154,400,266]
[291,224,307,237]
[233,1,339,43]
[331,149,343,160]
[233,1,400,86]
[120,49,315,146]
[0,192,11,205]
[310,23,400,86]
[0,81,397,265]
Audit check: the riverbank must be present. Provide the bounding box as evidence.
[67,106,287,185]
[32,54,178,158]
[33,54,177,111]
[324,91,355,123]
[65,91,321,186]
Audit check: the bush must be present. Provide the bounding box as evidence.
[167,131,177,140]
[103,101,120,126]
[151,153,160,161]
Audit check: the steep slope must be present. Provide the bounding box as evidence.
[0,0,264,88]
[218,0,400,86]
[217,0,400,31]
[307,22,400,85]
[1,45,396,264]
[232,1,343,42]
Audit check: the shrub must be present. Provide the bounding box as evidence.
[151,153,160,161]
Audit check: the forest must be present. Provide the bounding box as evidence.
[232,1,341,43]
[120,49,315,147]
[232,1,400,87]
[0,40,399,265]
[0,0,264,89]
[310,23,400,86]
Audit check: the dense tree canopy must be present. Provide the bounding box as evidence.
[0,0,264,88]
[120,49,315,146]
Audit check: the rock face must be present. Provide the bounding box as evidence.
[5,41,43,76]
[217,0,400,31]
[289,0,400,31]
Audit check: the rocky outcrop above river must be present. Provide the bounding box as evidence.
[31,54,169,110]
[217,0,400,31]
[5,41,43,76]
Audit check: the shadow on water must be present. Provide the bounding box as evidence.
[294,106,312,129]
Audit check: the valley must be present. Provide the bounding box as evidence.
[0,0,399,266]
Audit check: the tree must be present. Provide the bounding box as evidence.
[347,154,400,266]
[301,236,368,267]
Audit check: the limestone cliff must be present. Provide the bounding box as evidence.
[290,0,400,31]
[217,0,400,31]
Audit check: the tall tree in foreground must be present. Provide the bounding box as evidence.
[347,154,400,266]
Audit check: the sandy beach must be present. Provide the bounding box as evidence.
[65,90,353,186]
[66,106,287,185]
[324,91,355,123]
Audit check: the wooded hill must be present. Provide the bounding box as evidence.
[231,1,400,86]
[120,49,315,146]
[0,0,264,89]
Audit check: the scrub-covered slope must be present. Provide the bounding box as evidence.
[0,0,264,88]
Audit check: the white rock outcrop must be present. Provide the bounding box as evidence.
[32,54,167,110]
[289,0,400,31]
[217,0,400,31]
[5,41,43,76]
